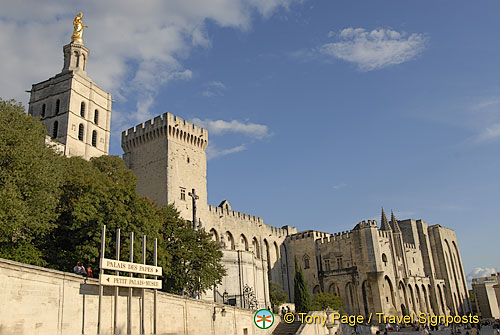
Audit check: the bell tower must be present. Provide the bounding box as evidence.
[28,13,112,160]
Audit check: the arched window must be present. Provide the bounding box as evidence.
[92,130,97,147]
[382,253,388,266]
[55,99,60,115]
[80,102,85,118]
[303,255,310,269]
[74,51,79,67]
[252,238,260,259]
[52,121,58,139]
[226,231,235,250]
[240,234,249,251]
[78,124,84,141]
[209,228,219,242]
[41,104,46,117]
[82,54,86,71]
[94,109,99,124]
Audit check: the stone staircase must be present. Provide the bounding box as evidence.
[272,320,302,335]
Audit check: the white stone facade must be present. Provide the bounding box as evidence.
[27,31,472,318]
[286,210,471,318]
[472,273,500,319]
[121,114,298,308]
[28,40,112,160]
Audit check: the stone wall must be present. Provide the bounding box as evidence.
[0,258,278,335]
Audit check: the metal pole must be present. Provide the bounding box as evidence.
[154,238,158,335]
[114,228,120,334]
[142,235,146,335]
[128,232,133,335]
[98,224,106,335]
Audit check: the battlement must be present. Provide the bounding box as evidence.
[290,230,331,241]
[121,112,208,152]
[207,204,289,238]
[404,242,417,250]
[208,204,263,224]
[358,220,378,229]
[313,230,352,245]
[378,230,391,238]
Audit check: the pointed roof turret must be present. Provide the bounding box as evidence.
[390,210,401,233]
[380,207,392,231]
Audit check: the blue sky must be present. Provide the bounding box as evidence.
[1,0,499,279]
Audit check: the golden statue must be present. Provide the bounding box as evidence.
[71,12,87,44]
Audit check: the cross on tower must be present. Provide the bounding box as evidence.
[188,188,199,230]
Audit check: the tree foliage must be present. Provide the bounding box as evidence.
[158,204,226,295]
[0,99,225,295]
[269,280,288,313]
[44,155,165,274]
[310,292,344,312]
[294,256,310,313]
[0,98,63,265]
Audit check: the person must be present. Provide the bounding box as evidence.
[87,266,93,278]
[73,262,87,277]
[281,306,286,318]
[286,305,291,313]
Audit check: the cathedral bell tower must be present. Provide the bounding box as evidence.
[28,12,112,160]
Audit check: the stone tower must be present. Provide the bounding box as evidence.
[121,114,208,221]
[28,16,112,160]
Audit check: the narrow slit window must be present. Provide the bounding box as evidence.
[78,124,84,141]
[92,130,97,147]
[52,121,58,139]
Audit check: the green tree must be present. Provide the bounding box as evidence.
[310,292,344,312]
[0,99,64,265]
[44,155,165,273]
[0,102,226,296]
[269,280,288,313]
[157,205,226,295]
[294,256,310,313]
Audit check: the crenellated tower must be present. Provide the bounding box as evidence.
[27,13,112,160]
[122,113,208,221]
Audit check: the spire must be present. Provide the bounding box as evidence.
[380,207,392,231]
[390,210,401,233]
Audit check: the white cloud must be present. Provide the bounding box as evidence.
[466,267,500,287]
[332,183,346,190]
[471,97,500,111]
[320,27,428,71]
[473,123,500,144]
[191,118,271,139]
[0,0,299,132]
[206,144,246,160]
[202,81,227,97]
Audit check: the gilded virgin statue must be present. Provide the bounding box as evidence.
[71,12,87,44]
